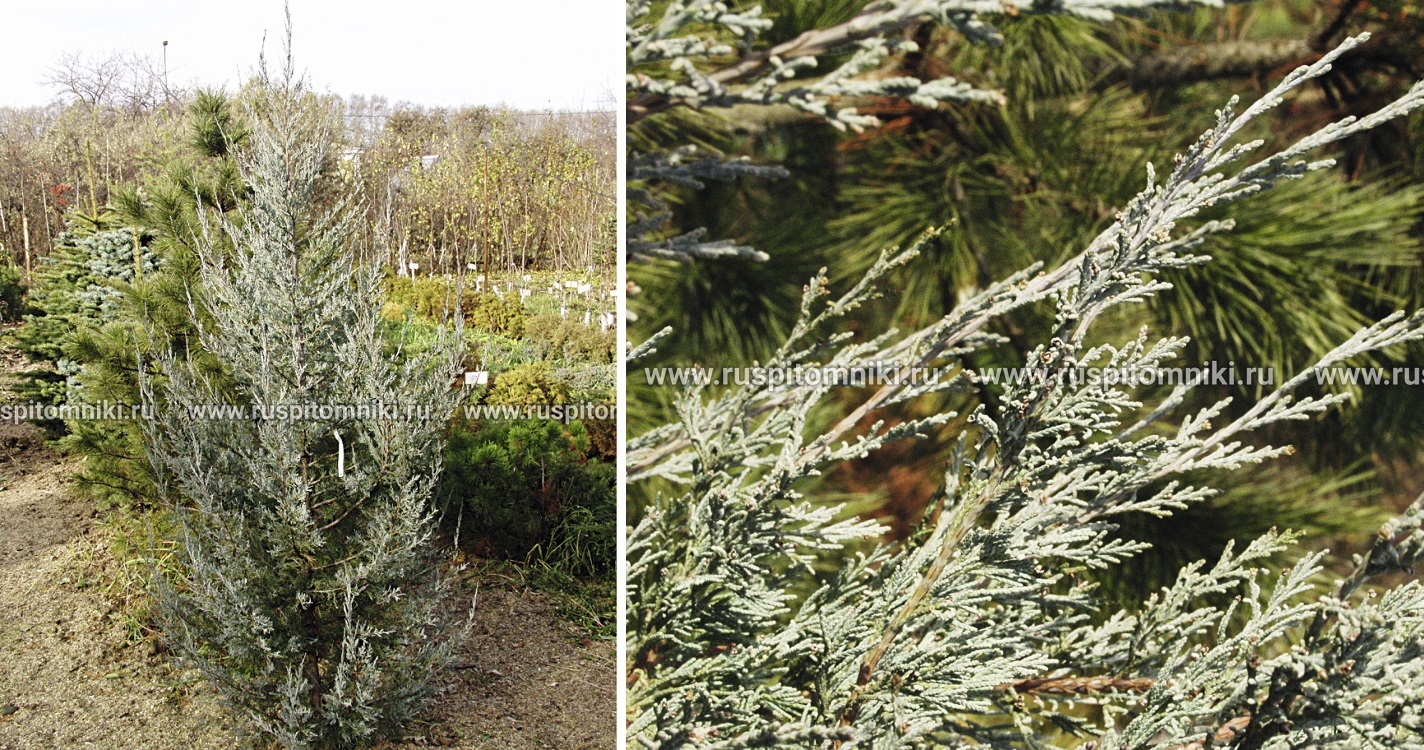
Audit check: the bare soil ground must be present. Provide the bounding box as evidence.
[0,405,614,749]
[391,586,616,749]
[0,423,231,750]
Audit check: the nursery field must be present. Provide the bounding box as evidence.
[0,18,617,750]
[0,334,615,750]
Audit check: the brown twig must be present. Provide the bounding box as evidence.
[1315,0,1367,50]
[996,676,1155,696]
[1176,715,1253,750]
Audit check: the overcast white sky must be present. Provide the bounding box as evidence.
[0,0,621,110]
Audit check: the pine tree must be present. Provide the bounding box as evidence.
[6,88,249,505]
[61,87,250,505]
[139,44,466,749]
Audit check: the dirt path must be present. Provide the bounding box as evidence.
[0,424,232,749]
[0,420,615,749]
[394,588,617,749]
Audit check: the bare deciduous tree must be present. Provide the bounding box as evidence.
[43,50,181,114]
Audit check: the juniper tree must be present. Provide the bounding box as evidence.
[139,48,465,749]
[628,0,1424,602]
[627,37,1424,748]
[627,0,1424,410]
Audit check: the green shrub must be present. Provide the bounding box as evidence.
[523,312,564,356]
[385,275,414,306]
[523,312,614,363]
[384,275,478,320]
[379,299,405,321]
[583,415,616,459]
[538,460,616,577]
[486,363,569,405]
[439,419,613,576]
[470,293,527,336]
[562,322,615,363]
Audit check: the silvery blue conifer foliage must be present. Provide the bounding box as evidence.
[628,36,1424,749]
[18,225,159,402]
[70,227,160,316]
[139,43,466,749]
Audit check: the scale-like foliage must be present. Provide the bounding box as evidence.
[629,37,1424,748]
[140,46,466,749]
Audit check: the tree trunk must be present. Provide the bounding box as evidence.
[21,209,31,277]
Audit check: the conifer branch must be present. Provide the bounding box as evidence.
[630,35,1424,749]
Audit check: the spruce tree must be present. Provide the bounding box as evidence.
[139,47,465,748]
[14,215,157,405]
